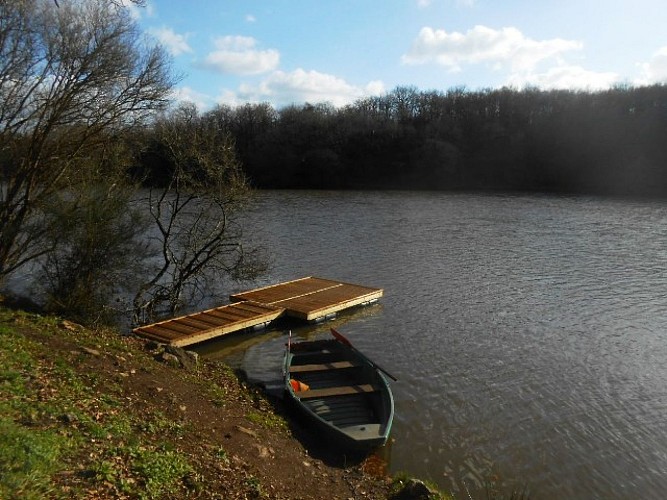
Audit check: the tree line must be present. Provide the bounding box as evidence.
[195,84,667,196]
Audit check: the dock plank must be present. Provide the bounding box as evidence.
[157,322,200,335]
[201,310,242,321]
[187,314,224,327]
[231,277,383,321]
[196,312,229,325]
[230,277,340,305]
[177,317,219,330]
[133,301,284,347]
[139,325,183,340]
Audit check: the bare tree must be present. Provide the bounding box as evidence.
[132,104,267,325]
[0,0,173,284]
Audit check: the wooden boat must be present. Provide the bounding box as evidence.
[283,328,395,452]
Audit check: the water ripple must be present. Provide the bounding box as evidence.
[215,191,667,499]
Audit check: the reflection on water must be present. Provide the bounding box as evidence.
[196,305,384,392]
[199,191,667,499]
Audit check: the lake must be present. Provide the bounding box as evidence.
[198,190,667,499]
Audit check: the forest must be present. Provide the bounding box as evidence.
[178,84,667,196]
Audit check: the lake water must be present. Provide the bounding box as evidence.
[198,190,667,499]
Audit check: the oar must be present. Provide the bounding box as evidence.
[330,327,398,381]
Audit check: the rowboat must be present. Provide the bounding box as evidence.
[283,327,395,452]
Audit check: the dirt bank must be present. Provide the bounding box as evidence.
[0,306,419,499]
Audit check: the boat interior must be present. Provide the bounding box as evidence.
[288,340,390,438]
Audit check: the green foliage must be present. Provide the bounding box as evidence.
[137,411,185,437]
[93,459,118,483]
[207,382,228,407]
[0,320,76,494]
[0,418,65,500]
[246,410,288,432]
[214,446,229,463]
[0,306,199,498]
[244,475,264,498]
[0,323,38,404]
[39,175,150,327]
[129,445,193,499]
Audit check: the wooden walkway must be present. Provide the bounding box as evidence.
[132,277,383,346]
[132,301,284,347]
[230,277,383,321]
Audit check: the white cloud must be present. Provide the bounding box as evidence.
[170,86,212,110]
[635,47,667,85]
[118,0,154,20]
[506,65,619,90]
[201,36,279,75]
[246,14,257,23]
[402,25,581,72]
[215,89,245,108]
[217,69,385,108]
[148,27,192,56]
[417,0,433,8]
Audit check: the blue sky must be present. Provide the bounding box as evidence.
[126,0,667,110]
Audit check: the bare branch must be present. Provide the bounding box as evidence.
[132,105,267,324]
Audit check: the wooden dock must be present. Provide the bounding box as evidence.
[132,301,284,347]
[230,277,383,321]
[132,277,383,346]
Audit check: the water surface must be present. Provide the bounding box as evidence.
[201,191,667,499]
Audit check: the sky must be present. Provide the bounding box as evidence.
[125,0,667,110]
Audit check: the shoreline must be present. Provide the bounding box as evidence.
[0,305,448,499]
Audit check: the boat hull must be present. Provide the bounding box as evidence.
[284,334,394,452]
